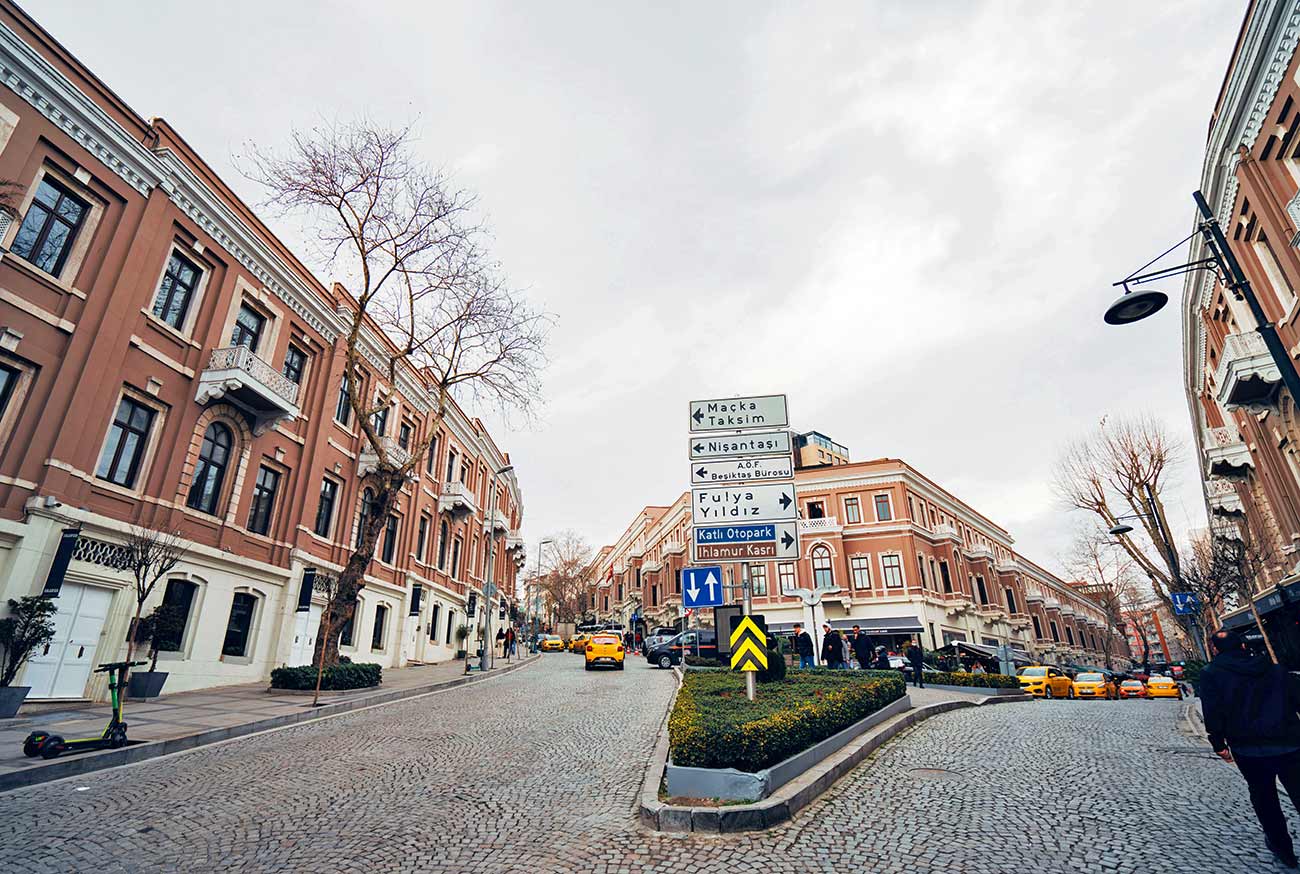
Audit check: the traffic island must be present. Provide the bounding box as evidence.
[639,669,1029,833]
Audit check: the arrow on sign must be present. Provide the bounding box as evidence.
[692,408,704,424]
[779,491,792,510]
[696,467,707,479]
[705,571,719,602]
[729,615,768,672]
[686,580,700,602]
[781,530,794,549]
[693,443,704,454]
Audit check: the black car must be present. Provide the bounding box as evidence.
[646,629,717,669]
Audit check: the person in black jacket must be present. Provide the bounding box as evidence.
[851,625,873,670]
[821,624,844,669]
[874,645,891,671]
[1201,629,1300,869]
[907,639,925,688]
[792,623,815,669]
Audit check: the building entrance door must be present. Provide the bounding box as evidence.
[24,582,114,699]
[289,604,323,666]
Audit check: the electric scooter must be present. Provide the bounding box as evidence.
[22,660,147,760]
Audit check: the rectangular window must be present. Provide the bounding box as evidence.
[975,575,989,606]
[381,514,399,563]
[806,501,825,519]
[417,514,430,562]
[246,465,280,535]
[371,405,388,437]
[429,603,441,641]
[880,553,904,588]
[850,555,871,589]
[0,361,18,418]
[314,478,338,538]
[873,493,892,521]
[451,537,463,579]
[749,564,767,596]
[843,497,862,524]
[221,592,257,657]
[1032,615,1043,639]
[917,554,927,590]
[778,562,796,592]
[445,610,455,645]
[339,610,355,647]
[335,373,352,425]
[446,450,458,482]
[156,579,197,651]
[12,177,88,277]
[1049,621,1060,642]
[426,433,440,476]
[399,421,412,449]
[230,304,266,353]
[371,604,388,650]
[1065,626,1074,646]
[282,344,307,384]
[152,251,201,329]
[1005,588,1018,615]
[95,396,155,487]
[939,561,952,594]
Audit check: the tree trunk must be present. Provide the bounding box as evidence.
[124,603,144,681]
[1248,597,1279,664]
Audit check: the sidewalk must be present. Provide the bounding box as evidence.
[0,654,538,792]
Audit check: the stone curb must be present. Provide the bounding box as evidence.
[0,654,540,794]
[638,687,1030,833]
[920,683,1024,696]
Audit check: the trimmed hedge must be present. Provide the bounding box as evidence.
[270,662,382,691]
[669,670,905,772]
[684,655,725,668]
[923,670,1020,690]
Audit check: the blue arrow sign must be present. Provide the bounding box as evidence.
[682,566,725,609]
[1171,592,1201,615]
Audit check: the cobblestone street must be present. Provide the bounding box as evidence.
[0,657,1292,873]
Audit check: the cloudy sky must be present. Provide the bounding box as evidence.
[31,0,1244,573]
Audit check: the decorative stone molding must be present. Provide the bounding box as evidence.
[1215,331,1282,412]
[357,436,413,479]
[1206,478,1246,517]
[436,481,477,517]
[1204,426,1255,481]
[798,517,842,535]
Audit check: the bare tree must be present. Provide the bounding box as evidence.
[120,526,187,673]
[538,532,593,623]
[310,572,345,707]
[248,121,549,666]
[1065,529,1140,670]
[1204,524,1280,663]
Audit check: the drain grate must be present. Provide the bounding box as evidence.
[909,767,966,782]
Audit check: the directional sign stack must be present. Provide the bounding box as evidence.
[688,394,798,564]
[729,614,768,672]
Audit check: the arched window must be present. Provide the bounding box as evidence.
[355,488,375,548]
[438,520,450,570]
[811,545,834,590]
[221,592,258,657]
[187,423,232,514]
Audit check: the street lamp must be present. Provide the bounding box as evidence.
[528,538,554,652]
[1105,190,1300,406]
[479,463,514,672]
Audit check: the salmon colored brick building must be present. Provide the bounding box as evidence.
[590,457,1124,668]
[0,2,524,703]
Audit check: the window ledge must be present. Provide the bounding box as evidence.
[1,251,86,299]
[139,308,201,349]
[220,653,254,666]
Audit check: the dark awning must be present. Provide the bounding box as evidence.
[827,616,923,634]
[956,641,1034,665]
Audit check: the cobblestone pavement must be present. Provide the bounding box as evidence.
[0,658,1291,873]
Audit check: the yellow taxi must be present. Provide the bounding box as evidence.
[1118,679,1147,699]
[539,634,565,652]
[1018,665,1074,699]
[1145,675,1184,700]
[568,633,590,654]
[584,632,626,671]
[1071,672,1117,700]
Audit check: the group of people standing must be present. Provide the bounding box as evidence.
[789,622,926,687]
[494,626,518,657]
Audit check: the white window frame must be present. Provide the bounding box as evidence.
[93,386,166,498]
[843,496,862,525]
[872,492,894,522]
[144,241,212,341]
[850,554,871,590]
[879,552,905,589]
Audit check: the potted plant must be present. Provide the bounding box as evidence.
[126,604,183,700]
[0,595,58,718]
[454,623,470,659]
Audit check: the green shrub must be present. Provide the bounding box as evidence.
[668,670,905,772]
[270,662,382,691]
[922,669,1020,689]
[684,655,724,668]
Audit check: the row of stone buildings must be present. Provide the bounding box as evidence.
[1183,0,1300,667]
[0,2,524,703]
[588,455,1128,668]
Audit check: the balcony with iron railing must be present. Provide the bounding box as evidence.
[1206,478,1245,517]
[933,523,960,541]
[1203,426,1254,481]
[1215,331,1282,413]
[798,516,842,535]
[196,345,301,434]
[662,540,685,555]
[357,435,413,478]
[437,481,478,517]
[487,509,510,536]
[965,545,995,562]
[995,558,1020,574]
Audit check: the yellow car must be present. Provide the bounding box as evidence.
[1071,672,1117,700]
[539,635,565,652]
[1145,675,1184,700]
[1018,665,1074,699]
[584,633,626,671]
[568,633,590,653]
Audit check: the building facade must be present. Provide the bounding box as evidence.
[0,2,524,703]
[590,458,1124,667]
[1124,606,1189,666]
[1183,0,1300,666]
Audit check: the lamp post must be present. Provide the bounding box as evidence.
[479,463,514,672]
[530,538,553,652]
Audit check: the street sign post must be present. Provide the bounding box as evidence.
[1171,592,1201,615]
[692,521,798,562]
[691,482,796,524]
[691,455,794,485]
[681,566,725,609]
[729,614,768,672]
[689,395,789,432]
[689,430,793,461]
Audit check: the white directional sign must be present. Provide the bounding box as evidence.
[691,482,797,524]
[688,394,788,433]
[691,455,794,485]
[689,430,792,461]
[692,521,799,562]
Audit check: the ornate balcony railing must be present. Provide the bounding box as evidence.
[965,545,995,562]
[662,541,686,555]
[933,523,960,541]
[798,517,842,534]
[357,436,412,478]
[1206,478,1245,517]
[1204,426,1254,481]
[1215,331,1282,412]
[437,481,478,517]
[196,345,301,434]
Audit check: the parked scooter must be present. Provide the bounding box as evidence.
[22,660,146,759]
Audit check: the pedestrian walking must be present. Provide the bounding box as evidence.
[841,631,852,668]
[793,623,815,669]
[851,625,873,670]
[495,627,506,657]
[505,626,516,658]
[1201,629,1300,869]
[821,624,844,669]
[907,639,925,688]
[874,645,891,671]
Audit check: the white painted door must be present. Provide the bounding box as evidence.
[401,614,419,664]
[289,604,323,666]
[24,582,114,699]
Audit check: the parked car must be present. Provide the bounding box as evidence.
[1071,672,1117,700]
[1146,675,1184,700]
[646,630,718,668]
[1118,679,1147,699]
[641,633,674,656]
[584,633,625,671]
[568,633,590,654]
[1017,665,1074,699]
[539,635,565,652]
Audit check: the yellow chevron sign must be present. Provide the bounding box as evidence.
[729,615,767,672]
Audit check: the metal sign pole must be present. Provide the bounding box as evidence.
[742,562,755,702]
